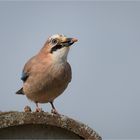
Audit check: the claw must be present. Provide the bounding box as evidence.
[50,101,59,115]
[51,108,59,115]
[35,107,43,112]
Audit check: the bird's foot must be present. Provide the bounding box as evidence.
[51,108,59,115]
[35,107,43,112]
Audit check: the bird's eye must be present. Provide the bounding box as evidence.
[51,39,58,45]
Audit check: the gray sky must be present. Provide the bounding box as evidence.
[0,1,140,139]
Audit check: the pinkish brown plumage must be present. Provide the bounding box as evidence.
[16,34,78,113]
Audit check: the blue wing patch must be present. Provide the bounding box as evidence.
[21,72,29,82]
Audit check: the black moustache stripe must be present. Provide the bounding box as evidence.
[50,45,64,53]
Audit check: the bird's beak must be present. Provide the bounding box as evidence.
[61,37,78,47]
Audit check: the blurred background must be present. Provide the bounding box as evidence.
[0,1,140,139]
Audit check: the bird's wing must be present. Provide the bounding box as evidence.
[21,71,29,82]
[21,56,36,82]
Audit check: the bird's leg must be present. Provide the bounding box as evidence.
[50,101,59,114]
[35,102,42,112]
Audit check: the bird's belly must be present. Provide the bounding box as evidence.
[24,82,68,103]
[23,62,71,103]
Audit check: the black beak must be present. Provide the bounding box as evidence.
[62,38,78,47]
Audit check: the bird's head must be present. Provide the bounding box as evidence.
[40,34,78,62]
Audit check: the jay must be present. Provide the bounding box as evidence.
[16,34,78,113]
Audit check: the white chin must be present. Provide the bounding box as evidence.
[52,47,70,62]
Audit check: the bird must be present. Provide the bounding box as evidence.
[16,34,78,114]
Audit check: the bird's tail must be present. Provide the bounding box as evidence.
[16,88,24,95]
